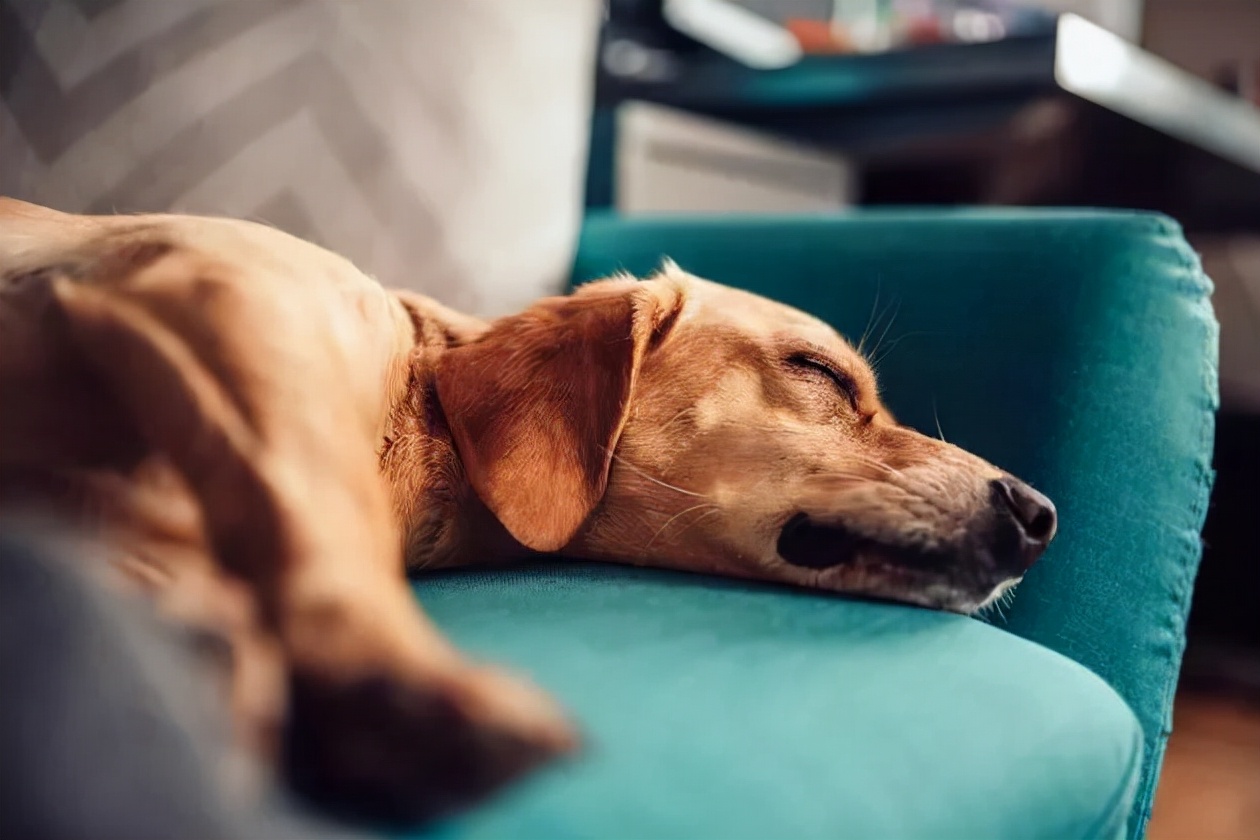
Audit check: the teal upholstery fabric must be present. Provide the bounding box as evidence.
[566,210,1218,838]
[417,565,1142,840]
[406,211,1214,839]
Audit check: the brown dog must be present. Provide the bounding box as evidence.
[0,199,1055,822]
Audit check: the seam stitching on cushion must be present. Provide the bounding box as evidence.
[1082,723,1147,840]
[1128,239,1218,840]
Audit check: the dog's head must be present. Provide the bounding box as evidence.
[436,264,1055,613]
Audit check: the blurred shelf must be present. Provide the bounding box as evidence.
[598,23,1062,153]
[601,29,1060,112]
[593,13,1260,228]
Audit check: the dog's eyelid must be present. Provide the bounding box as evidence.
[785,350,860,410]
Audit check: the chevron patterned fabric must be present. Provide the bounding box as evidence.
[0,0,601,315]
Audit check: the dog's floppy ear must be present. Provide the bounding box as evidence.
[434,276,685,552]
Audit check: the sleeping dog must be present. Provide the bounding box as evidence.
[0,198,1055,822]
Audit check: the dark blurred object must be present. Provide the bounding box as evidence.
[0,527,365,840]
[1216,58,1260,108]
[1184,411,1260,690]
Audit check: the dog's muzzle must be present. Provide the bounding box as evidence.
[775,476,1057,580]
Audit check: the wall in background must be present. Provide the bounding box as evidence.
[1144,0,1260,82]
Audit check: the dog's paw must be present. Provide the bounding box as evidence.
[283,662,578,827]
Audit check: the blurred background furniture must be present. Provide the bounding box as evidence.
[588,0,1260,229]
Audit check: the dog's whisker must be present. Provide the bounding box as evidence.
[861,289,898,360]
[795,455,908,491]
[932,399,948,443]
[870,336,907,370]
[976,578,1022,621]
[847,453,904,480]
[657,406,698,435]
[869,330,945,370]
[919,460,949,493]
[812,471,894,483]
[646,502,719,549]
[840,456,949,505]
[854,461,919,496]
[1000,585,1019,611]
[865,297,902,364]
[604,448,708,499]
[977,594,1004,622]
[669,507,721,543]
[855,279,883,357]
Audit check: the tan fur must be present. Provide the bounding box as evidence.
[0,199,1052,821]
[447,264,1045,614]
[0,199,572,822]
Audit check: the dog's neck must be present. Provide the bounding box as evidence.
[380,294,523,572]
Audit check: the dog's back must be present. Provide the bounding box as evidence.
[0,200,577,817]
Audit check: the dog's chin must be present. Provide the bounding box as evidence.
[774,513,1012,614]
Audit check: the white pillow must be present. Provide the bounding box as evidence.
[0,0,601,316]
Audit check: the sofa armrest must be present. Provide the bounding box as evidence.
[572,209,1218,838]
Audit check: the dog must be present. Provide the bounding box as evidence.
[0,198,1055,822]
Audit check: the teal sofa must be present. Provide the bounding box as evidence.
[412,210,1217,840]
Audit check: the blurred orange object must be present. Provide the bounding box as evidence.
[785,18,855,54]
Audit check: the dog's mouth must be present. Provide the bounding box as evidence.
[774,513,1005,612]
[776,513,952,573]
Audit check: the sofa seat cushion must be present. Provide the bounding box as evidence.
[411,563,1141,840]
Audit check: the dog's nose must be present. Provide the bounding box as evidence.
[991,477,1057,566]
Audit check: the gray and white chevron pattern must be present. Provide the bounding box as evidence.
[0,0,601,315]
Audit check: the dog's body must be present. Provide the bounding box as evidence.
[0,199,572,819]
[0,198,1056,822]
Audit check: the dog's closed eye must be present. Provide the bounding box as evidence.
[785,351,860,413]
